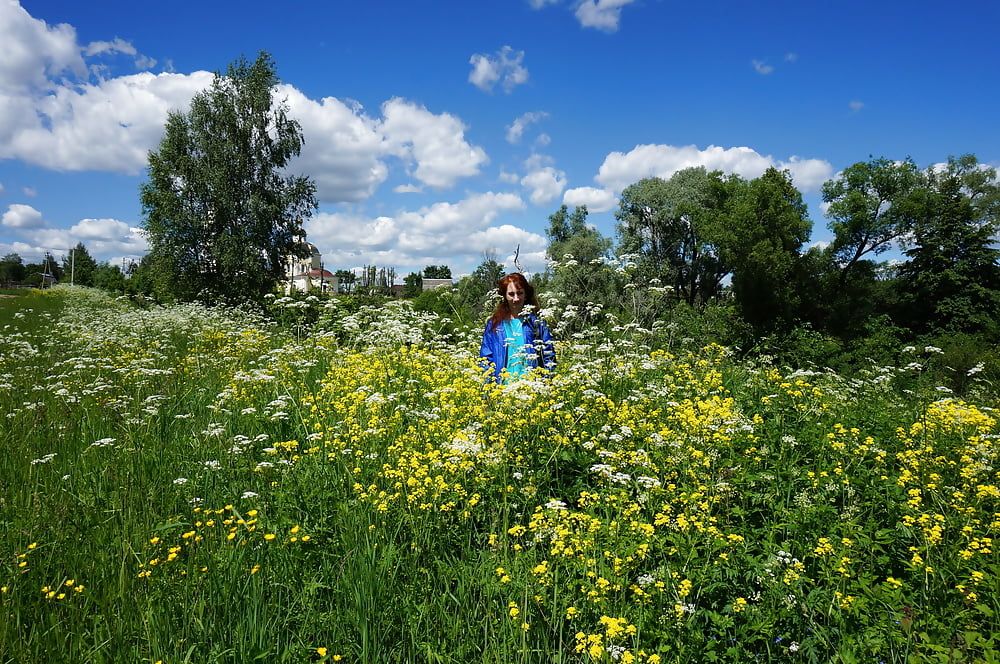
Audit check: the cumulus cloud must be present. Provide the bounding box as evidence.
[520,165,566,205]
[303,192,530,273]
[506,111,548,144]
[594,143,834,192]
[12,218,147,261]
[468,46,529,93]
[0,0,87,92]
[563,186,617,213]
[2,203,45,228]
[83,37,156,70]
[780,156,835,192]
[574,0,637,32]
[752,59,774,75]
[393,183,423,193]
[83,38,137,57]
[278,85,388,202]
[22,186,36,197]
[0,4,487,201]
[849,100,864,111]
[0,181,4,194]
[380,98,489,188]
[0,70,214,173]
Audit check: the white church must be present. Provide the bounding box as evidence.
[285,238,337,293]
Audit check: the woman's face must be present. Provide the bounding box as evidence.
[504,282,525,313]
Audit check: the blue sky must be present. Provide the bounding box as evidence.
[2,0,998,276]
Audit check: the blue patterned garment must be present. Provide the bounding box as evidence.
[501,317,527,383]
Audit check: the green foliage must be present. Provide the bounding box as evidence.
[402,271,423,298]
[822,156,922,273]
[0,252,26,284]
[4,287,998,662]
[59,242,98,286]
[615,168,737,305]
[724,167,812,333]
[897,155,1000,336]
[91,262,127,293]
[422,264,452,279]
[140,51,317,304]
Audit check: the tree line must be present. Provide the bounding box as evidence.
[10,51,995,381]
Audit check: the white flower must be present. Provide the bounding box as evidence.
[31,453,56,465]
[172,477,189,485]
[240,491,259,499]
[788,641,800,653]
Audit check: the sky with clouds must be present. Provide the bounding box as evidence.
[1,0,998,276]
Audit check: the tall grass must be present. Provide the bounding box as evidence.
[1,286,997,663]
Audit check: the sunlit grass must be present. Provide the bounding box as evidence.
[1,286,997,663]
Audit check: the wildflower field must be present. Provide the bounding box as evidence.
[2,287,998,663]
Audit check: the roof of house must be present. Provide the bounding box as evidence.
[291,268,335,279]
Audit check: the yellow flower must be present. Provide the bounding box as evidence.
[316,647,328,657]
[733,597,748,613]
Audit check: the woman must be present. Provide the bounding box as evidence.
[479,272,556,384]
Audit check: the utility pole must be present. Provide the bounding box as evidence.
[70,247,75,286]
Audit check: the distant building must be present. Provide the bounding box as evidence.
[285,239,338,294]
[422,278,453,291]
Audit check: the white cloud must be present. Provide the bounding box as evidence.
[499,169,520,184]
[0,70,213,173]
[594,143,834,192]
[0,0,87,92]
[22,186,36,197]
[134,54,157,70]
[83,38,157,71]
[393,183,423,193]
[752,59,774,75]
[563,186,617,213]
[535,133,551,147]
[520,166,566,205]
[380,98,488,188]
[468,46,529,93]
[2,203,45,228]
[70,217,131,240]
[0,181,4,194]
[304,192,527,273]
[83,38,136,57]
[506,111,548,144]
[849,100,864,111]
[574,0,637,32]
[785,52,798,63]
[279,85,388,203]
[0,3,491,212]
[470,224,548,272]
[528,0,560,7]
[11,218,147,261]
[778,156,834,192]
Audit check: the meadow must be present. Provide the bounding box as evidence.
[1,286,997,663]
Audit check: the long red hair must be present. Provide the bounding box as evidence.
[489,272,540,330]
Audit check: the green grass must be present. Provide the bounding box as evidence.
[1,287,998,663]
